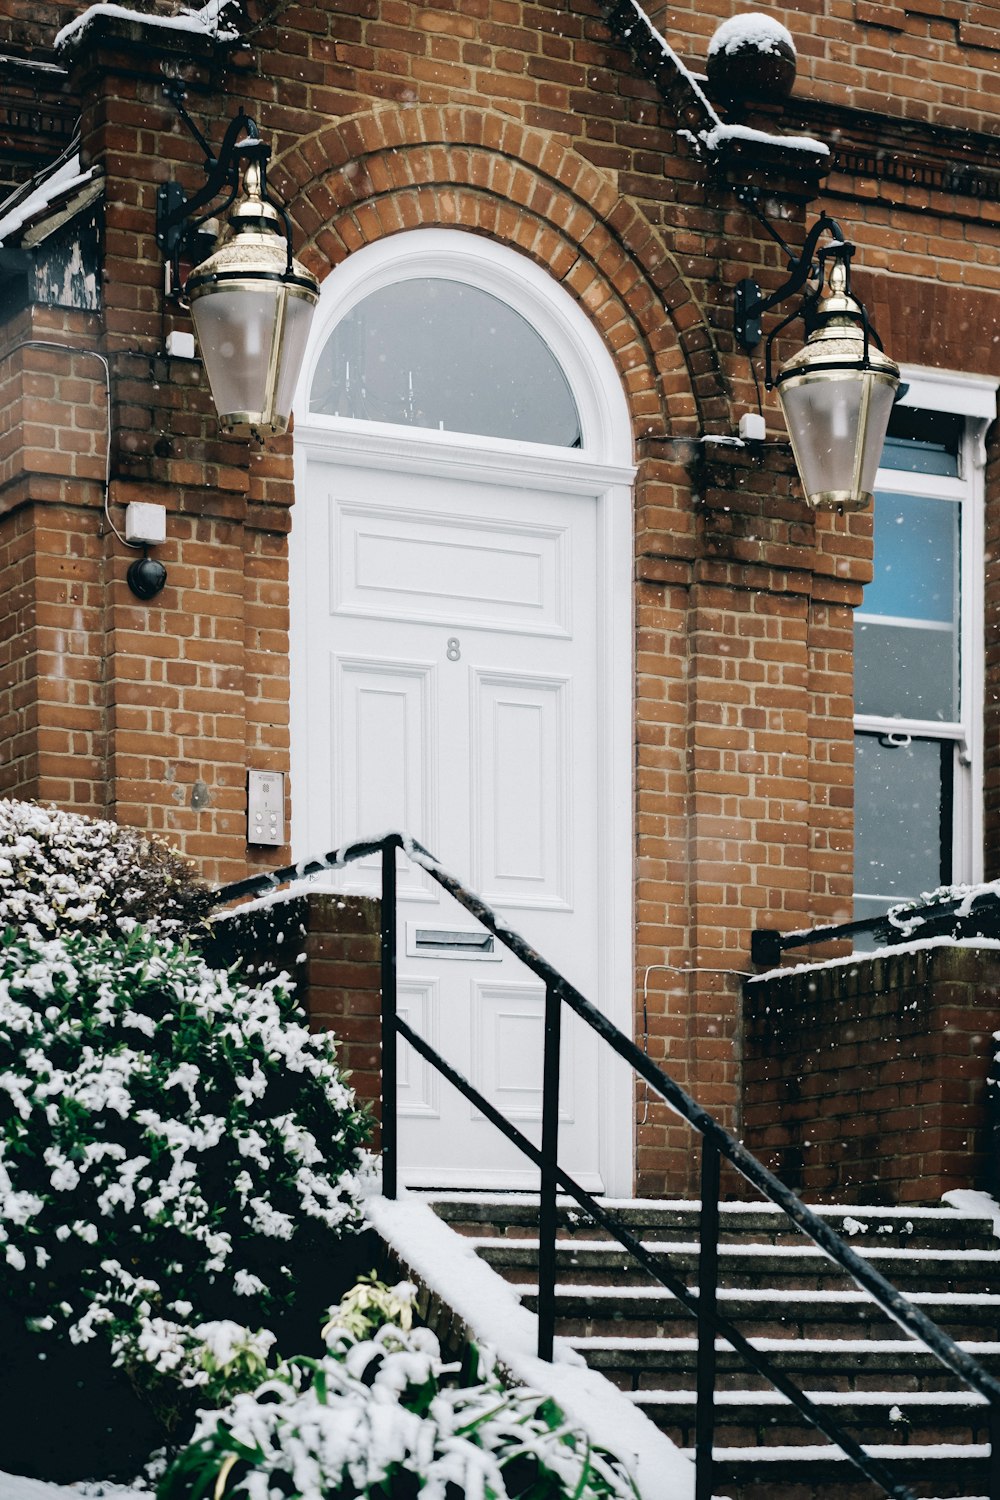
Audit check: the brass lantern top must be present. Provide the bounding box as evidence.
[775,258,900,392]
[185,158,318,309]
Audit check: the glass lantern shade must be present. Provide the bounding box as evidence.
[773,255,900,511]
[188,275,317,435]
[777,364,899,511]
[185,162,319,436]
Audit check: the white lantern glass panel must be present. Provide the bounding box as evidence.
[272,290,317,429]
[779,369,897,506]
[190,283,282,424]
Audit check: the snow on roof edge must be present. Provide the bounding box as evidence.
[366,1187,696,1500]
[626,2,829,160]
[54,0,240,53]
[0,151,98,246]
[623,0,720,127]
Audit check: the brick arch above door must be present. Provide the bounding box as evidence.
[269,104,725,444]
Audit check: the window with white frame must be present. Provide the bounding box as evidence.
[853,370,997,927]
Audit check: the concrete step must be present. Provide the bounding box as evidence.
[632,1386,990,1448]
[519,1283,1000,1342]
[424,1193,1000,1499]
[421,1193,999,1252]
[567,1335,1000,1394]
[469,1235,1000,1292]
[702,1443,990,1500]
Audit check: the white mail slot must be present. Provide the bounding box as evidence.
[405,923,500,960]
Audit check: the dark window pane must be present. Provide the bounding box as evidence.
[854,620,957,720]
[865,490,958,624]
[855,489,960,720]
[309,278,582,447]
[880,408,962,476]
[853,734,951,909]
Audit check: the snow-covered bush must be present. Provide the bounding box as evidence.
[161,1280,640,1500]
[0,920,372,1475]
[0,798,213,936]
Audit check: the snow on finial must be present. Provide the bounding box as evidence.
[706,12,797,102]
[707,13,796,60]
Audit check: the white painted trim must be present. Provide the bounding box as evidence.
[896,365,999,422]
[295,229,635,469]
[291,228,636,1196]
[293,426,636,491]
[860,366,997,896]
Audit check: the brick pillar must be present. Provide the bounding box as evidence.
[35,13,298,886]
[0,305,111,811]
[743,944,1000,1204]
[203,892,383,1135]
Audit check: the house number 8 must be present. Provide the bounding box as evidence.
[446,637,461,661]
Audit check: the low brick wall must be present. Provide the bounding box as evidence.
[742,942,1000,1205]
[202,892,383,1140]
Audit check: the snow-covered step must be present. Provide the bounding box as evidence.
[517,1282,1000,1342]
[425,1193,1000,1498]
[632,1386,989,1448]
[568,1335,1000,1393]
[700,1442,991,1497]
[468,1234,1000,1291]
[422,1193,998,1251]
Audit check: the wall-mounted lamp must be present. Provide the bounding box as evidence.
[156,91,319,437]
[733,205,900,511]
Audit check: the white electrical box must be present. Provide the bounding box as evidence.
[124,502,167,545]
[248,770,285,846]
[739,412,767,443]
[165,330,197,360]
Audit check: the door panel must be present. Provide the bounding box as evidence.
[334,499,570,634]
[472,671,571,909]
[300,458,603,1188]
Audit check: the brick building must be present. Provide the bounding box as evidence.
[0,0,997,1197]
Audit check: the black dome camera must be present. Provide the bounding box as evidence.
[126,554,168,600]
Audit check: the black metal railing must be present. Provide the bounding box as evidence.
[753,885,1000,967]
[217,833,1000,1500]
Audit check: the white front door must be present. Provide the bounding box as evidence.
[296,454,606,1188]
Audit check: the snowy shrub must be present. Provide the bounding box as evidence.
[0,920,372,1473]
[0,798,213,936]
[161,1280,640,1500]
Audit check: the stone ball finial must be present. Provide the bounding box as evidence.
[706,13,797,102]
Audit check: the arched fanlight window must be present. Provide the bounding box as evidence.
[308,277,582,447]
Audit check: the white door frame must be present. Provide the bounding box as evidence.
[290,229,636,1196]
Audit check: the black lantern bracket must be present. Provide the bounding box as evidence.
[155,83,294,298]
[731,188,890,391]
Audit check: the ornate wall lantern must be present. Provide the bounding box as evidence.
[156,94,318,436]
[733,205,900,511]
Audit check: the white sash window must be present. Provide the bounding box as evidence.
[853,370,997,925]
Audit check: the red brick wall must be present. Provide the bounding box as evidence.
[655,0,1000,135]
[743,944,1000,1204]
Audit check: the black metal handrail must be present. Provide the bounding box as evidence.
[753,885,1000,966]
[216,833,1000,1500]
